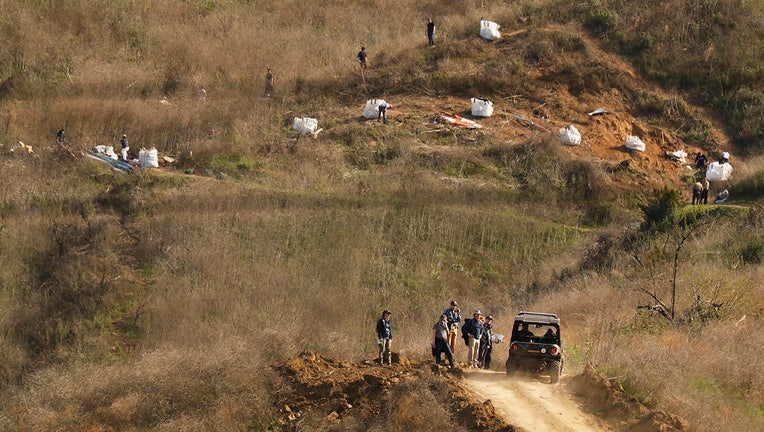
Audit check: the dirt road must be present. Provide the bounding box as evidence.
[463,370,615,432]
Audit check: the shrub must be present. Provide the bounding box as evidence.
[639,187,681,231]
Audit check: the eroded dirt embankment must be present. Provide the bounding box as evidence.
[271,352,686,431]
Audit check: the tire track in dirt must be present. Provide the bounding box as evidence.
[463,370,615,432]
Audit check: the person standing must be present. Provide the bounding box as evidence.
[426,18,435,47]
[265,68,274,97]
[692,181,703,205]
[376,310,393,365]
[357,46,368,70]
[120,134,129,161]
[478,315,494,369]
[466,310,484,368]
[432,314,455,368]
[198,86,207,102]
[700,178,710,204]
[56,128,65,143]
[694,152,707,170]
[377,101,390,124]
[443,300,462,354]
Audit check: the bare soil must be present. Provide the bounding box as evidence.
[272,352,686,431]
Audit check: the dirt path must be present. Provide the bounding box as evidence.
[463,370,615,432]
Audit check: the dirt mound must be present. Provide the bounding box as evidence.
[272,351,514,431]
[272,353,686,431]
[567,366,688,432]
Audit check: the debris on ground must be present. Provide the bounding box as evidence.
[87,146,134,173]
[588,107,611,116]
[665,149,688,164]
[513,112,551,132]
[440,111,483,129]
[10,141,34,154]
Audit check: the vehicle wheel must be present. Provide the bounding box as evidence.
[549,361,561,383]
[505,358,517,375]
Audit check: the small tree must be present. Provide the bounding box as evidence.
[633,190,714,321]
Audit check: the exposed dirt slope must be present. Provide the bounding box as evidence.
[345,28,738,193]
[272,353,686,431]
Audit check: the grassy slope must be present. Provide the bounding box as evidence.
[1,1,764,430]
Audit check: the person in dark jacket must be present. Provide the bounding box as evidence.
[357,46,368,70]
[432,314,455,368]
[120,134,129,161]
[377,101,390,124]
[694,152,707,170]
[478,315,493,369]
[56,128,65,143]
[426,18,435,47]
[443,300,462,354]
[376,310,393,365]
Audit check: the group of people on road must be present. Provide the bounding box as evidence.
[375,301,494,369]
[432,300,494,369]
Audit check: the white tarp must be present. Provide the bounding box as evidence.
[625,135,646,151]
[558,125,581,146]
[706,161,733,182]
[362,99,387,119]
[139,148,159,168]
[470,98,494,117]
[293,117,319,135]
[480,20,501,41]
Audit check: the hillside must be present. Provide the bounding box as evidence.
[1,1,763,431]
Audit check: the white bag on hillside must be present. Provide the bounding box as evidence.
[625,135,646,151]
[293,117,319,135]
[471,98,494,117]
[705,161,733,182]
[558,125,581,146]
[362,99,387,119]
[139,147,159,168]
[480,20,501,41]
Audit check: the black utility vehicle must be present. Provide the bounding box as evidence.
[505,311,563,383]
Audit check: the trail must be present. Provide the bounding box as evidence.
[463,370,615,432]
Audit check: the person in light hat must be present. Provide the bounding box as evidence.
[466,310,484,368]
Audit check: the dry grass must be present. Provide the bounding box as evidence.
[1,1,764,431]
